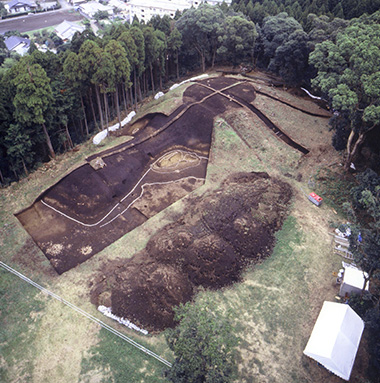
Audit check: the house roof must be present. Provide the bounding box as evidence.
[108,0,126,10]
[127,0,191,10]
[4,35,31,51]
[7,0,37,9]
[79,1,113,15]
[54,20,85,40]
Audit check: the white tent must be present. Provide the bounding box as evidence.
[340,266,369,297]
[303,301,364,381]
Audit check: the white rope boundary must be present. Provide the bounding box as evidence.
[0,261,172,368]
[100,176,205,227]
[41,149,208,228]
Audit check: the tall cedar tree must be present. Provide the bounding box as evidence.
[12,58,55,159]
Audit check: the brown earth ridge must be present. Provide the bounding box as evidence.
[90,171,293,332]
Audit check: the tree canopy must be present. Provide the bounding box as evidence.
[165,297,239,383]
[1,4,380,184]
[176,3,225,72]
[217,15,257,66]
[309,16,380,169]
[231,0,380,24]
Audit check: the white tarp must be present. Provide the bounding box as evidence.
[303,301,364,381]
[301,87,323,100]
[154,91,164,100]
[92,130,108,145]
[120,110,136,127]
[98,305,148,335]
[92,111,136,145]
[169,74,209,91]
[170,83,180,91]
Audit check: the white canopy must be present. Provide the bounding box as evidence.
[303,301,364,381]
[340,266,369,297]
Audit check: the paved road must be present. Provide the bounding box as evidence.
[0,9,84,34]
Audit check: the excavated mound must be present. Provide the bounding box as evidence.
[91,172,293,332]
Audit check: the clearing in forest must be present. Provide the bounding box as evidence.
[16,76,311,276]
[15,76,332,334]
[5,73,371,383]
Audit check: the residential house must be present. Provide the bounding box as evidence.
[78,1,114,19]
[126,0,191,22]
[125,0,232,23]
[55,20,85,41]
[5,0,37,13]
[39,1,58,11]
[4,35,31,55]
[108,0,129,18]
[193,0,231,5]
[69,0,87,6]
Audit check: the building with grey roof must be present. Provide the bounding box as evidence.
[55,20,85,41]
[5,0,37,14]
[4,35,31,55]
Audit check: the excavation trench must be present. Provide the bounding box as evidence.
[196,82,310,155]
[16,76,308,332]
[236,97,310,154]
[255,90,330,118]
[17,76,307,279]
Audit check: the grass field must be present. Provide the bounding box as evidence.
[0,74,358,382]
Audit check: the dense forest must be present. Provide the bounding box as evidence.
[0,0,379,184]
[231,0,380,23]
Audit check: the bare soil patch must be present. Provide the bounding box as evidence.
[16,76,281,275]
[16,75,323,332]
[4,72,363,382]
[90,172,292,332]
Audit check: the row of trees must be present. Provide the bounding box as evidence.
[0,4,259,183]
[231,0,380,25]
[1,3,380,183]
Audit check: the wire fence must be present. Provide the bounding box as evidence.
[0,261,172,368]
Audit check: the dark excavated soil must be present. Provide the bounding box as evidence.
[16,82,238,274]
[90,172,293,332]
[17,76,262,274]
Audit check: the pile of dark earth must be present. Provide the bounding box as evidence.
[90,171,293,332]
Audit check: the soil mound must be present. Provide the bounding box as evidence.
[91,172,292,332]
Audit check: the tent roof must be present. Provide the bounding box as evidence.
[343,267,369,291]
[303,301,364,381]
